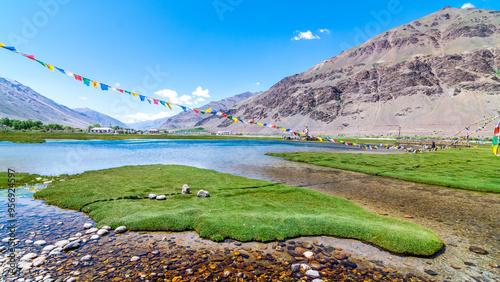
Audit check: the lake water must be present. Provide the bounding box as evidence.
[0,139,360,177]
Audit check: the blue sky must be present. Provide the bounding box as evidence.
[1,0,499,124]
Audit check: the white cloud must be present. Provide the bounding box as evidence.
[79,96,87,100]
[126,111,171,123]
[115,83,120,87]
[461,3,475,9]
[318,28,330,34]
[192,86,210,98]
[292,30,320,41]
[155,89,180,103]
[197,97,205,102]
[179,95,193,105]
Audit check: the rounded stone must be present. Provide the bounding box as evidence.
[148,194,157,199]
[130,256,140,262]
[33,240,47,247]
[54,240,69,248]
[20,253,37,261]
[97,229,109,236]
[80,255,92,261]
[83,223,92,229]
[114,226,127,233]
[156,195,166,200]
[85,227,99,234]
[305,270,320,278]
[41,245,57,253]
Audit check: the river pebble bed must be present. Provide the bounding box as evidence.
[0,185,432,282]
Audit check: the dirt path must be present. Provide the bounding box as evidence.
[252,161,500,281]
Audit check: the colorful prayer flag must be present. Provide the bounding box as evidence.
[82,77,90,86]
[91,81,99,88]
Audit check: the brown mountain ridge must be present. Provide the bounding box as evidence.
[208,7,500,136]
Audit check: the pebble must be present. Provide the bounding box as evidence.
[41,245,57,253]
[148,194,157,199]
[469,246,488,255]
[56,222,63,225]
[90,234,99,240]
[130,256,140,262]
[97,229,108,236]
[25,240,33,244]
[302,242,313,249]
[101,226,111,230]
[114,226,127,233]
[156,195,166,200]
[83,223,92,229]
[33,240,47,246]
[182,184,191,194]
[54,240,69,248]
[48,247,64,257]
[196,190,210,197]
[304,251,314,258]
[424,269,438,276]
[80,255,92,261]
[20,253,38,261]
[32,257,46,267]
[85,227,98,234]
[312,279,325,282]
[62,240,81,251]
[306,270,320,278]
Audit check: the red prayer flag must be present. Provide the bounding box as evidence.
[117,89,124,93]
[74,74,82,81]
[153,99,159,105]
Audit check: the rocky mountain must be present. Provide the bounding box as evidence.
[126,118,170,131]
[209,7,500,136]
[73,107,128,128]
[158,91,258,130]
[0,76,100,128]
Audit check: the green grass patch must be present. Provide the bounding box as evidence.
[34,165,442,256]
[0,172,44,189]
[0,132,281,143]
[268,147,500,193]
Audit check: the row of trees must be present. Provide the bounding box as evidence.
[0,117,69,131]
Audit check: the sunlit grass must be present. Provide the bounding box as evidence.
[34,165,442,255]
[268,146,499,193]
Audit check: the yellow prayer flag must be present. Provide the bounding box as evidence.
[0,43,5,47]
[132,93,139,97]
[166,102,172,110]
[91,81,99,88]
[46,64,54,71]
[318,137,323,142]
[280,128,287,131]
[233,118,238,123]
[206,108,212,113]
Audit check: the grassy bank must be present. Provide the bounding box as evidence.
[0,172,36,189]
[268,146,499,193]
[0,132,281,143]
[34,165,442,256]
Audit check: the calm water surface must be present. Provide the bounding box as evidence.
[0,139,359,177]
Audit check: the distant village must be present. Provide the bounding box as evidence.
[0,117,233,135]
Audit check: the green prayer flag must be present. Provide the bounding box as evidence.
[82,78,90,86]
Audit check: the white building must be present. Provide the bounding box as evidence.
[148,128,159,134]
[216,131,232,135]
[90,127,113,133]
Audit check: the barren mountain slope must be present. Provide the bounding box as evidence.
[209,7,500,136]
